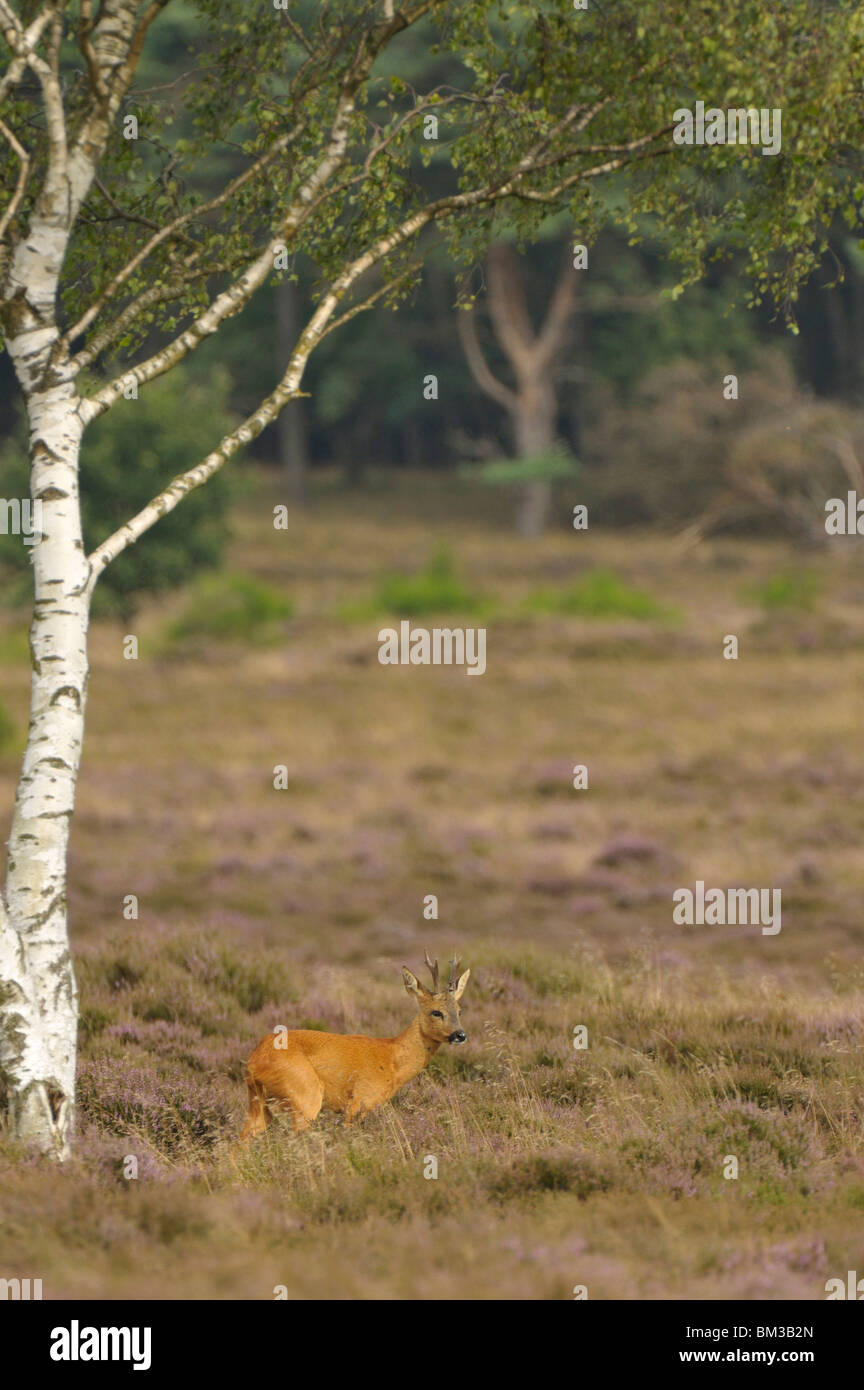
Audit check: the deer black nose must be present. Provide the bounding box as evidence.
[449,1030,467,1045]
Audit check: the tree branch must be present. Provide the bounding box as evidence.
[0,2,56,103]
[314,257,422,342]
[10,3,69,221]
[85,264,424,584]
[486,240,536,379]
[0,117,31,242]
[126,1,171,79]
[61,124,307,353]
[77,0,109,104]
[78,98,356,422]
[456,300,517,411]
[532,244,578,374]
[70,253,247,370]
[510,134,676,204]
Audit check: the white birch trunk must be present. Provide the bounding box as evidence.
[1,220,89,1158]
[0,0,148,1156]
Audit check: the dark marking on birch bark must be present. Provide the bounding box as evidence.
[31,440,64,464]
[48,687,81,708]
[22,892,67,932]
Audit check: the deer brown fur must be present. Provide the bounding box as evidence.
[240,953,470,1140]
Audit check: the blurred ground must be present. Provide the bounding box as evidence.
[1,470,863,1299]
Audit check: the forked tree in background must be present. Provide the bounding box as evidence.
[459,241,577,537]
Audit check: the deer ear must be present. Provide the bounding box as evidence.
[402,967,425,997]
[454,968,470,1000]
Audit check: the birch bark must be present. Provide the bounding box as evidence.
[1,228,89,1159]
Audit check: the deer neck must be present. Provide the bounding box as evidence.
[390,1016,440,1087]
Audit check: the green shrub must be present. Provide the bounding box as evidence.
[349,546,483,618]
[525,568,669,619]
[745,571,819,611]
[462,449,578,487]
[165,572,293,647]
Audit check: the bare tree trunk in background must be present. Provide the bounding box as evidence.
[458,241,576,537]
[512,376,557,537]
[276,280,308,506]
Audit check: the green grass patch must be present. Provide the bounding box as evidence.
[524,567,672,620]
[341,546,485,618]
[744,570,819,611]
[163,572,293,649]
[461,449,578,487]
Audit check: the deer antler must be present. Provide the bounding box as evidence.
[423,949,440,992]
[448,954,461,992]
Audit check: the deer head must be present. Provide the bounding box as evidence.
[401,950,471,1045]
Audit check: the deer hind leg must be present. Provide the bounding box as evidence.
[259,1049,325,1135]
[240,1076,272,1142]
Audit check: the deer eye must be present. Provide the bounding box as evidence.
[430,1010,444,1019]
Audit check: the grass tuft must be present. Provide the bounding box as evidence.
[524,567,672,619]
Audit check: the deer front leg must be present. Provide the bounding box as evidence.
[343,1097,368,1127]
[343,1078,384,1126]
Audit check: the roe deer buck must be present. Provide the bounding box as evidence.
[239,952,470,1140]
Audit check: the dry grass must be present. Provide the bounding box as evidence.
[1,469,863,1299]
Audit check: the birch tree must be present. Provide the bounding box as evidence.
[0,0,860,1157]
